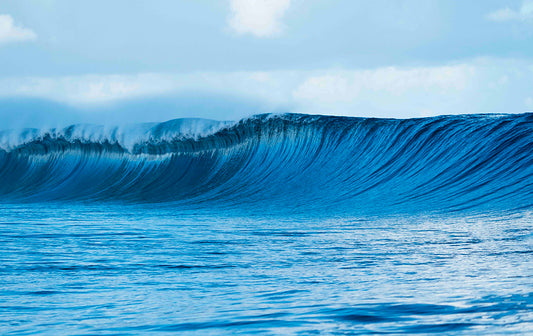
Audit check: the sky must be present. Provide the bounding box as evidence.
[1,0,533,125]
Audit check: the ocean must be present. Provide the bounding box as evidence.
[0,113,532,334]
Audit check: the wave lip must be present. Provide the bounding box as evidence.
[0,117,234,153]
[1,113,532,214]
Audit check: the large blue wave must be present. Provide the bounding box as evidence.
[1,113,532,214]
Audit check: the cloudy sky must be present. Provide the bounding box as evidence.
[1,0,533,124]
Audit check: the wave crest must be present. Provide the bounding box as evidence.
[1,113,532,214]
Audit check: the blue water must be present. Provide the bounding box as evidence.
[0,113,532,334]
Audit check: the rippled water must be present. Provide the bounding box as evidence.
[1,203,531,335]
[1,113,532,334]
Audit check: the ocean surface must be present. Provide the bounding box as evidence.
[0,113,532,334]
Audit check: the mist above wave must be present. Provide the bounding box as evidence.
[0,117,235,153]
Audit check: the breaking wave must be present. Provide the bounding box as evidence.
[1,113,532,214]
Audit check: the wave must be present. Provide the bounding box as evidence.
[1,113,532,214]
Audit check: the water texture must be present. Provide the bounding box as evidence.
[0,113,532,334]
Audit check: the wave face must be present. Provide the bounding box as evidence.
[1,113,532,214]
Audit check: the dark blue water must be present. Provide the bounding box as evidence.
[1,113,532,334]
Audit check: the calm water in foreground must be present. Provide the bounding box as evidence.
[0,203,531,335]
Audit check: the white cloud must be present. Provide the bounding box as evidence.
[0,74,180,103]
[1,59,532,119]
[0,14,37,44]
[526,97,533,109]
[486,0,533,22]
[293,66,474,103]
[228,0,291,37]
[291,65,478,118]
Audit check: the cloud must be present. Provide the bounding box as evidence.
[1,58,532,119]
[0,14,37,44]
[228,0,291,37]
[526,97,533,109]
[0,74,179,103]
[486,0,533,22]
[293,66,474,103]
[291,65,478,118]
